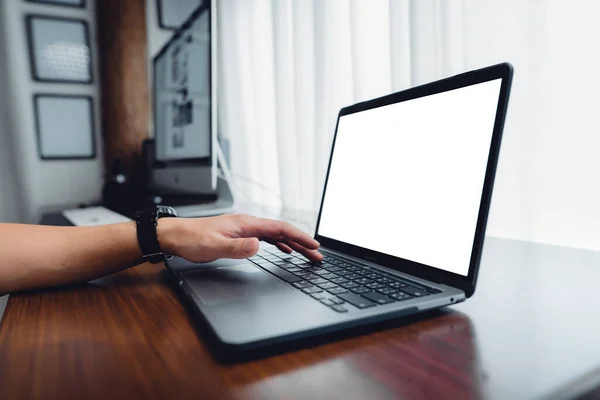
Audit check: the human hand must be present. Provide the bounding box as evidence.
[157,214,322,263]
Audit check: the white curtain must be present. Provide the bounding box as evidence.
[218,0,600,252]
[218,0,469,217]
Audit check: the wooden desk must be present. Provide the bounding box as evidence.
[1,237,599,399]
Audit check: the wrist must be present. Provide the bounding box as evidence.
[156,217,182,256]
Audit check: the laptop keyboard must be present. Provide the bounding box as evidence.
[248,249,442,313]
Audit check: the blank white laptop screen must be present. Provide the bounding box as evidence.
[317,79,502,276]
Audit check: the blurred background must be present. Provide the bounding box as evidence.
[0,0,598,253]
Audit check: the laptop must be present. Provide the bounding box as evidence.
[167,62,513,354]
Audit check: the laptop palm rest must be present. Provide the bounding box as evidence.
[183,262,291,306]
[177,259,340,345]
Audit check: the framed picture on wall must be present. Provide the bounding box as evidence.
[26,15,93,83]
[33,94,96,160]
[25,0,86,8]
[156,0,202,30]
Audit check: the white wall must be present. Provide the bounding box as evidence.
[0,0,103,223]
[146,0,173,140]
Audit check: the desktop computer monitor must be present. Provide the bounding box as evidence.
[151,0,217,195]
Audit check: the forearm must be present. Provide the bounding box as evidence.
[0,214,321,295]
[0,222,143,295]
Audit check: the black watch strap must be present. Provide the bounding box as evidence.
[135,206,177,263]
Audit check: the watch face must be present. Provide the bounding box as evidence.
[157,205,178,218]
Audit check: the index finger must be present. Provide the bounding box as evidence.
[238,216,320,250]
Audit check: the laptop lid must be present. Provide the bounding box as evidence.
[314,63,513,297]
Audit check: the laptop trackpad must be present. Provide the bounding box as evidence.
[183,262,290,306]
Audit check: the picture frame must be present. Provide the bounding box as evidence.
[156,0,202,30]
[25,0,86,9]
[33,94,97,160]
[26,15,93,84]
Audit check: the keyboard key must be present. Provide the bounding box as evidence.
[320,298,336,306]
[336,270,354,277]
[366,273,384,280]
[291,259,310,266]
[345,273,361,280]
[327,287,349,295]
[354,278,373,285]
[366,282,385,290]
[303,274,319,280]
[351,286,370,294]
[257,264,303,283]
[321,273,338,280]
[329,297,345,305]
[262,255,280,260]
[313,269,329,275]
[337,293,376,309]
[285,267,303,273]
[277,264,299,270]
[324,266,343,273]
[293,281,313,289]
[401,286,429,297]
[317,282,338,290]
[340,281,359,289]
[311,293,326,300]
[354,269,370,276]
[362,291,395,305]
[330,277,348,285]
[389,282,407,289]
[297,262,317,268]
[252,259,273,265]
[293,270,310,276]
[378,277,395,284]
[302,286,323,294]
[272,260,293,266]
[390,292,412,301]
[308,278,328,285]
[377,287,398,295]
[331,305,348,313]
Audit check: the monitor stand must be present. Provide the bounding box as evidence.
[173,176,235,217]
[171,142,236,217]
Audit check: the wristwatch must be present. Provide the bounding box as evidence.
[135,205,178,263]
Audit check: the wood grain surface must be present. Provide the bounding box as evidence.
[0,263,479,400]
[2,238,600,399]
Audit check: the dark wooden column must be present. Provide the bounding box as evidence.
[97,0,149,188]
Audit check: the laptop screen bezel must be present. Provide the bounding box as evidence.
[313,63,513,298]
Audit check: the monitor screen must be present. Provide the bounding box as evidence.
[316,79,503,276]
[153,2,211,162]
